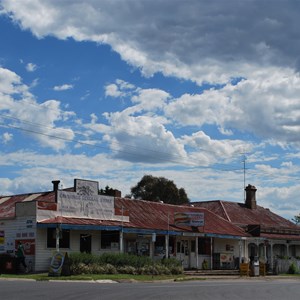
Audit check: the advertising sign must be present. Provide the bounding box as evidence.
[15,239,35,255]
[48,251,65,276]
[0,231,4,252]
[75,179,98,196]
[174,212,205,227]
[57,190,114,220]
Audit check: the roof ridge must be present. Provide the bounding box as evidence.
[219,200,231,222]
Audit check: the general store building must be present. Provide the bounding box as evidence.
[0,179,299,273]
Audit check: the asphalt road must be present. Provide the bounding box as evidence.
[1,278,300,300]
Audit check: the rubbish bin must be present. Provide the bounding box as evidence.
[0,254,18,274]
[251,256,259,276]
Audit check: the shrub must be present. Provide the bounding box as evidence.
[117,265,137,274]
[68,252,183,275]
[160,257,181,268]
[102,263,117,274]
[288,262,298,274]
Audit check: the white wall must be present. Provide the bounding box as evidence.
[0,213,36,272]
[35,229,121,272]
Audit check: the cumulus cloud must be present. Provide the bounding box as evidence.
[2,132,13,144]
[165,67,300,147]
[2,0,300,84]
[0,67,76,150]
[25,62,37,72]
[102,111,186,163]
[105,79,135,98]
[180,131,252,166]
[2,0,300,220]
[3,1,300,147]
[105,84,123,98]
[53,84,74,91]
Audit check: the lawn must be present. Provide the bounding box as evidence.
[0,272,186,282]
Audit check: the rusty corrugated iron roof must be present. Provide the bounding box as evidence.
[0,190,247,237]
[193,200,298,229]
[39,197,248,237]
[0,191,55,219]
[192,200,300,241]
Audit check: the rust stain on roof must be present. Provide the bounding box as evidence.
[0,190,246,237]
[193,200,300,240]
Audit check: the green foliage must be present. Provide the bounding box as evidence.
[288,262,298,274]
[161,257,181,268]
[98,252,153,268]
[130,175,190,205]
[68,252,183,276]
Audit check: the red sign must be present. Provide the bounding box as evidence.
[15,239,35,255]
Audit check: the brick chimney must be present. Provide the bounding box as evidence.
[52,180,60,192]
[245,184,257,209]
[112,190,121,197]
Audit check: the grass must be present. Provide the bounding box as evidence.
[0,272,186,282]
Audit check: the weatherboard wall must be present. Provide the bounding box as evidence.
[0,213,36,271]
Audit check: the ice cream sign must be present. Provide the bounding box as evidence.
[174,212,205,227]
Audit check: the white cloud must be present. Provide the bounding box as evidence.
[105,83,123,98]
[164,67,300,147]
[103,111,186,163]
[180,131,252,166]
[105,79,135,98]
[0,67,76,151]
[53,84,74,91]
[131,88,169,112]
[2,1,300,220]
[3,1,300,84]
[2,132,13,144]
[26,62,37,72]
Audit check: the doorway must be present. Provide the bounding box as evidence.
[176,239,190,268]
[80,234,91,253]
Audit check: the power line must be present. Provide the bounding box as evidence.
[0,113,246,170]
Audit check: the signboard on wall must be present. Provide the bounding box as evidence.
[75,179,98,196]
[15,239,35,255]
[174,212,205,227]
[57,190,114,220]
[0,231,4,252]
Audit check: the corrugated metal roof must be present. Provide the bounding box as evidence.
[0,191,55,218]
[39,197,247,237]
[0,190,247,237]
[193,200,300,231]
[260,233,300,241]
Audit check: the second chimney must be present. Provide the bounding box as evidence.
[245,184,257,209]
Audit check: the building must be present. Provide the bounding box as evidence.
[193,184,300,270]
[0,179,299,273]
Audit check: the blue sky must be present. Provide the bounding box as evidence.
[1,0,300,220]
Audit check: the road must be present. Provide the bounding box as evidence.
[1,278,300,300]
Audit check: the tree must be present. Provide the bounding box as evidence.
[130,175,190,205]
[292,215,300,225]
[99,185,119,196]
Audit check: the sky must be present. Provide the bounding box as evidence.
[1,0,300,221]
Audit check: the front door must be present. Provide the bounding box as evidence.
[176,239,190,269]
[80,234,91,253]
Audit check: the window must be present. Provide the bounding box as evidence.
[47,228,70,248]
[198,238,211,255]
[191,240,196,252]
[101,231,119,249]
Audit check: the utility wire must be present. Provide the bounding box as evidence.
[0,113,247,171]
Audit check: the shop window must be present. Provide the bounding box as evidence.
[47,228,70,249]
[101,231,119,249]
[198,238,211,255]
[191,240,196,252]
[154,236,165,256]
